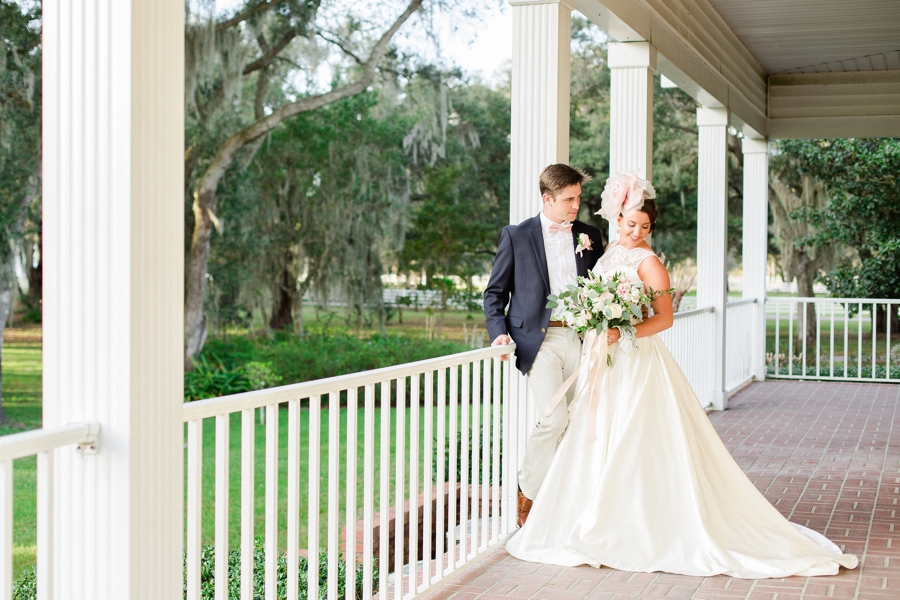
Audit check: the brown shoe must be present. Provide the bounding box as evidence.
[517,489,533,527]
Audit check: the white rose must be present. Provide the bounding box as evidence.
[606,304,623,319]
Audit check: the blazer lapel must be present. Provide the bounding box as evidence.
[528,216,551,292]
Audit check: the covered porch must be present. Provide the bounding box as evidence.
[1,0,898,598]
[422,380,900,600]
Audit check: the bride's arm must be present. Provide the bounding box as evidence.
[607,256,673,344]
[633,256,673,337]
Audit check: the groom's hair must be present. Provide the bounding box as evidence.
[539,164,592,199]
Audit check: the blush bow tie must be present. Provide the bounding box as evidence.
[548,221,573,234]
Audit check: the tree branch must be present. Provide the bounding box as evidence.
[195,28,296,120]
[198,0,424,195]
[316,30,365,65]
[217,0,280,32]
[254,68,269,120]
[244,28,298,74]
[3,89,33,111]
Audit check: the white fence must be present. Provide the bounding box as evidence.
[725,299,757,393]
[182,344,516,600]
[0,423,100,600]
[766,297,900,382]
[658,306,716,408]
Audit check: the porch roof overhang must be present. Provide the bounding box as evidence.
[575,0,900,139]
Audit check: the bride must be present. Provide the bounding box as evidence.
[505,174,858,579]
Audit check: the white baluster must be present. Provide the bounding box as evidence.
[362,384,375,600]
[186,420,202,600]
[287,399,300,600]
[327,391,340,600]
[215,414,230,600]
[265,404,279,600]
[308,396,321,600]
[240,409,255,600]
[346,387,358,600]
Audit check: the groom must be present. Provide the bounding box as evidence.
[483,164,603,526]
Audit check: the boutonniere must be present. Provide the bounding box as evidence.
[575,233,593,256]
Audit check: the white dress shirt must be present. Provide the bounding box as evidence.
[539,212,577,320]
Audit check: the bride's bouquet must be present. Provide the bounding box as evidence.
[546,272,654,360]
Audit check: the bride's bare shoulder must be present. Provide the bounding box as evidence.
[637,254,670,286]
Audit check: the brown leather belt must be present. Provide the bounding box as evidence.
[547,320,566,327]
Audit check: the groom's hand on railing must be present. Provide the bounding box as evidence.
[491,334,513,361]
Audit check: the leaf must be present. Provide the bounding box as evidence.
[546,300,558,309]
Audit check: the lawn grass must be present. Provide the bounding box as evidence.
[0,342,42,579]
[1,316,491,581]
[190,402,469,552]
[765,310,899,370]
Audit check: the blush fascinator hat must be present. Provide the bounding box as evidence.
[596,171,656,222]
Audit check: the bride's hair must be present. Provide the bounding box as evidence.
[634,198,659,232]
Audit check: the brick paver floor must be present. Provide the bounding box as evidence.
[419,380,900,600]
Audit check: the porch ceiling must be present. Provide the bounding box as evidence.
[576,0,900,139]
[707,0,900,75]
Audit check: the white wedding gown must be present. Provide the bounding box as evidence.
[506,242,858,578]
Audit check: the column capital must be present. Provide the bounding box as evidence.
[696,106,730,127]
[509,0,575,10]
[608,42,657,71]
[741,137,768,154]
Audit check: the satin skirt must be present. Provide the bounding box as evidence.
[505,335,858,579]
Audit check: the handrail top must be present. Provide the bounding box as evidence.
[725,298,757,307]
[673,305,715,319]
[765,296,899,304]
[183,342,517,421]
[0,422,100,462]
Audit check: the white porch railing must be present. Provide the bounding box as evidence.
[182,344,515,600]
[0,422,100,600]
[658,306,716,408]
[766,297,900,382]
[725,299,758,393]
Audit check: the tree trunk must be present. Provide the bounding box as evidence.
[25,222,42,316]
[0,271,13,423]
[796,270,817,355]
[874,304,900,335]
[184,185,215,370]
[270,260,294,330]
[292,290,304,336]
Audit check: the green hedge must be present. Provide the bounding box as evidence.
[185,333,469,401]
[12,539,377,600]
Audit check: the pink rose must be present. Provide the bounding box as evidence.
[617,284,629,296]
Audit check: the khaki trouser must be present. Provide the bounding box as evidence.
[518,328,582,499]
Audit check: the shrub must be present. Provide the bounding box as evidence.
[435,425,503,486]
[13,568,34,600]
[183,538,376,600]
[199,333,468,391]
[11,539,378,600]
[184,354,252,401]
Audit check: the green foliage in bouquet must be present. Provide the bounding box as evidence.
[545,271,654,338]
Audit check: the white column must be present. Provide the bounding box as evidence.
[508,0,573,471]
[742,137,769,382]
[43,1,183,598]
[696,107,729,411]
[509,0,573,225]
[607,42,656,242]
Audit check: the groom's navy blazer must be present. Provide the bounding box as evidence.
[483,214,604,375]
